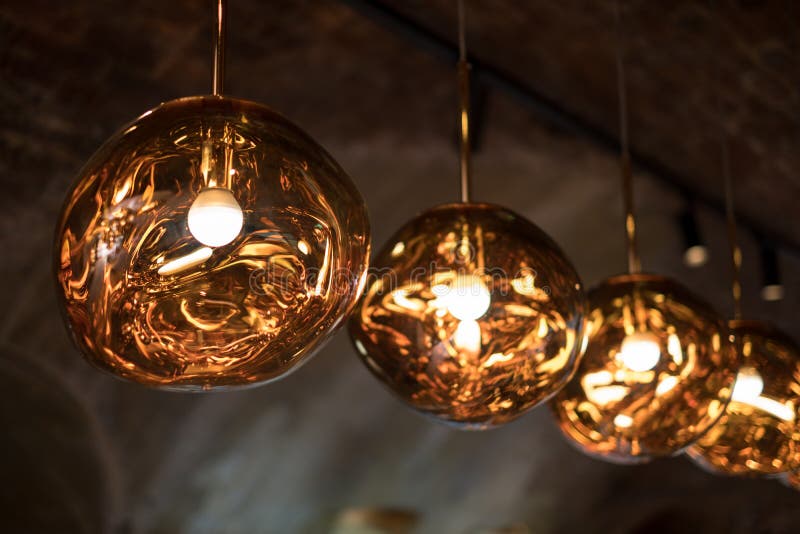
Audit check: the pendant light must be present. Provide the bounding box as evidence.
[348,1,586,429]
[548,1,736,462]
[53,1,370,390]
[686,134,800,476]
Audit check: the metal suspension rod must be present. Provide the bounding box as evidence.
[615,0,640,274]
[722,135,743,319]
[212,0,227,96]
[457,0,471,203]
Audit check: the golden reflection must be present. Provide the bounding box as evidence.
[157,247,213,276]
[349,203,586,428]
[688,321,800,476]
[549,274,736,463]
[55,96,370,390]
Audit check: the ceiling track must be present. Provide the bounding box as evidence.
[339,0,800,261]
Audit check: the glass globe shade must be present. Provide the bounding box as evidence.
[549,274,737,463]
[54,96,370,390]
[687,320,800,476]
[348,203,587,429]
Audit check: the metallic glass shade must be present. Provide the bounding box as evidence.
[55,96,370,390]
[687,320,800,476]
[550,274,737,463]
[348,203,587,429]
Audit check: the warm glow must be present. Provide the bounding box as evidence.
[731,367,764,402]
[667,333,683,364]
[390,241,405,257]
[582,370,629,406]
[731,366,795,422]
[620,332,661,372]
[683,245,709,268]
[655,375,679,396]
[188,188,243,247]
[54,96,371,391]
[391,288,426,312]
[439,274,491,321]
[453,319,482,353]
[157,247,213,276]
[749,397,795,422]
[614,414,633,428]
[587,385,629,405]
[350,202,586,428]
[761,284,784,302]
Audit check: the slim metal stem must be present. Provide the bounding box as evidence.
[212,0,227,96]
[710,0,742,320]
[457,0,471,203]
[722,135,743,319]
[615,0,640,274]
[458,0,466,63]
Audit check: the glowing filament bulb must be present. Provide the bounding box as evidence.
[188,187,243,247]
[453,319,482,353]
[620,332,661,372]
[442,274,491,321]
[731,366,764,402]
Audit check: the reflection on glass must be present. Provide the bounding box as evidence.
[688,321,800,475]
[349,203,586,428]
[55,96,370,390]
[550,274,736,463]
[731,366,763,402]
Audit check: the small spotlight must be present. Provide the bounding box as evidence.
[759,241,783,302]
[684,245,709,269]
[679,205,708,268]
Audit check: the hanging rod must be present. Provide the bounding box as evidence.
[339,0,800,261]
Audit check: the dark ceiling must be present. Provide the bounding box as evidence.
[1,1,799,533]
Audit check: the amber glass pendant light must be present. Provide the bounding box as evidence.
[686,136,800,477]
[348,1,586,429]
[549,1,735,462]
[54,0,370,390]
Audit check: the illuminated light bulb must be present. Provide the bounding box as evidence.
[550,274,736,463]
[731,366,763,402]
[188,188,243,247]
[620,332,661,372]
[761,284,784,302]
[54,96,370,390]
[443,274,491,321]
[350,203,586,429]
[688,320,800,475]
[683,245,709,268]
[453,319,482,353]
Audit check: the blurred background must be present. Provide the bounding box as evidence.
[1,0,799,532]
